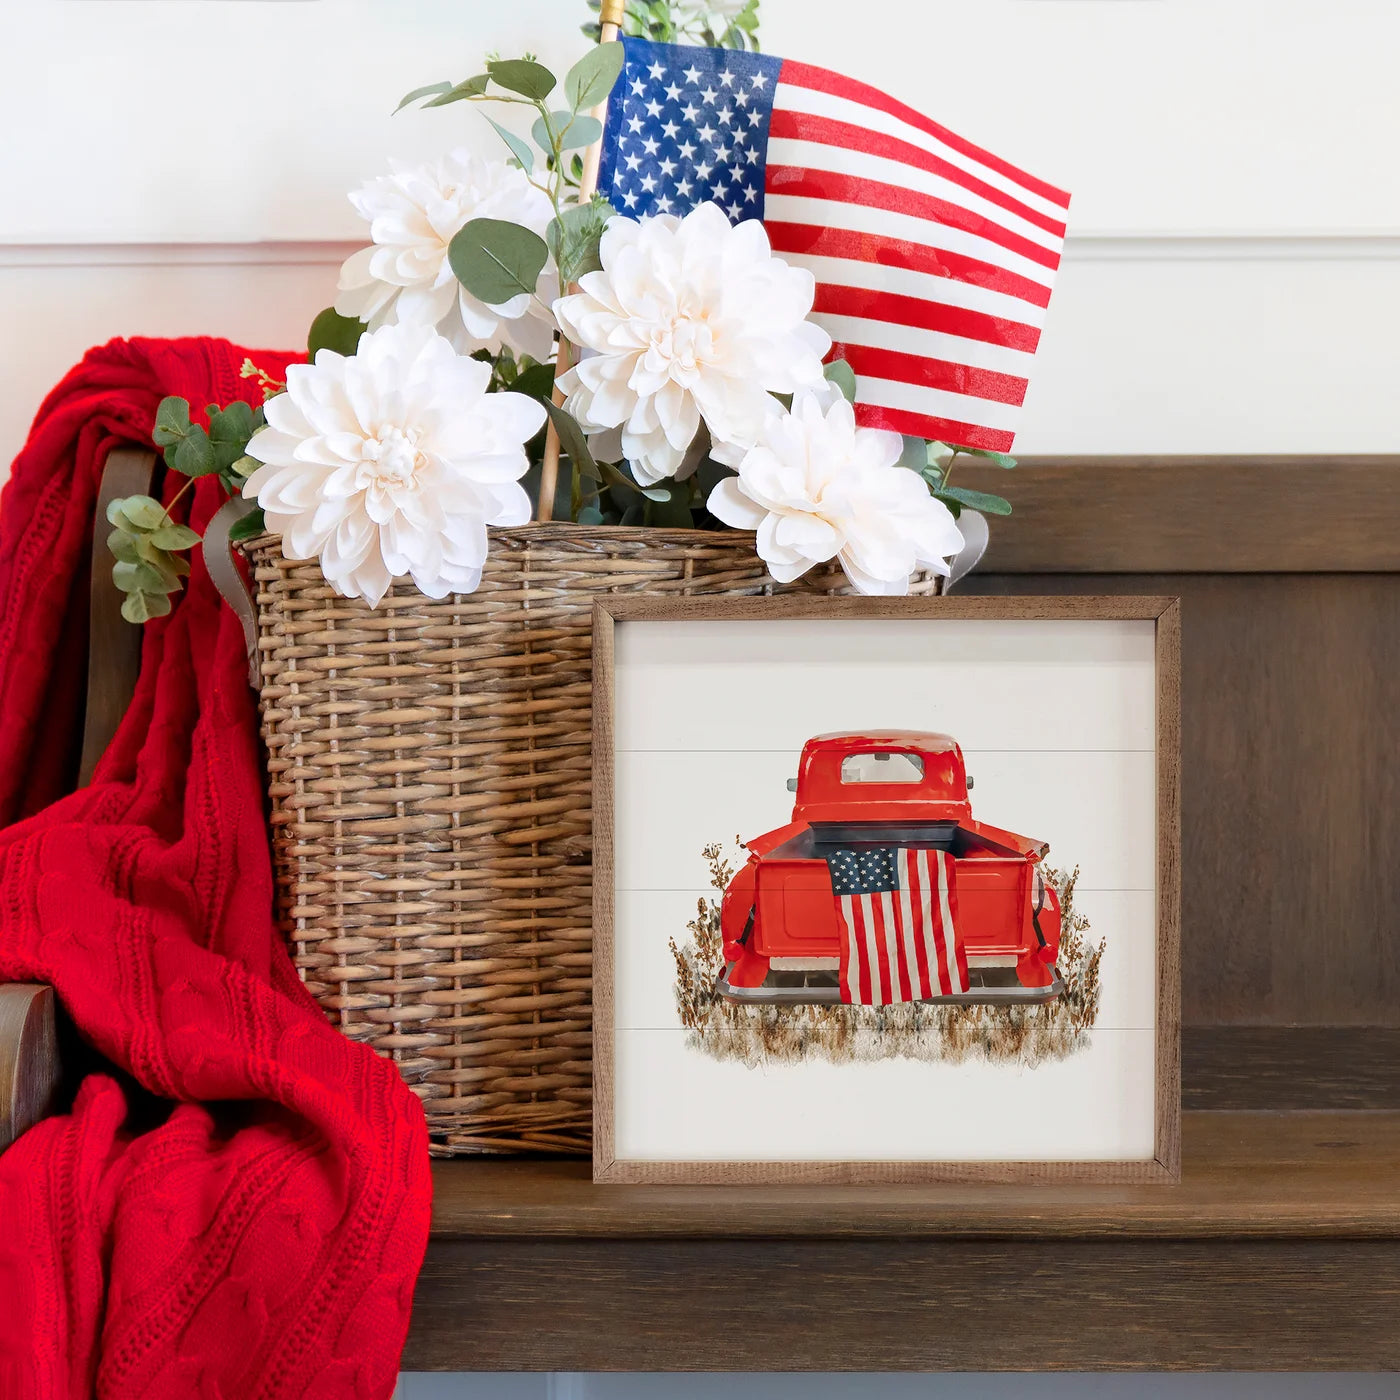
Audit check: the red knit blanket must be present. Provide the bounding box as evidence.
[0,338,430,1398]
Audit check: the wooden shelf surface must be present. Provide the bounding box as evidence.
[429,1111,1400,1240]
[409,1113,1400,1371]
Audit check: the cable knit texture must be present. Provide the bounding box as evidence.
[0,337,431,1399]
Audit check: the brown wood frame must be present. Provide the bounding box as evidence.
[592,594,1181,1185]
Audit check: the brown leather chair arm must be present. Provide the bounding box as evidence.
[0,985,60,1153]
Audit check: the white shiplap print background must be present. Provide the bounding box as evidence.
[610,618,1159,1164]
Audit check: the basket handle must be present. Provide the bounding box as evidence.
[943,509,988,594]
[204,496,261,689]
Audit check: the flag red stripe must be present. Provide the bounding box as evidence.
[777,59,1072,210]
[852,403,1018,453]
[870,892,895,1004]
[921,850,952,996]
[830,342,1030,408]
[814,283,1042,354]
[766,222,1055,311]
[767,108,1068,240]
[904,849,934,1000]
[888,891,914,1002]
[767,166,1062,273]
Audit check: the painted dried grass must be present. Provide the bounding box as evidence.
[670,843,1104,1069]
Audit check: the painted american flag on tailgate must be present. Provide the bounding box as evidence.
[825,846,968,1005]
[596,37,1070,454]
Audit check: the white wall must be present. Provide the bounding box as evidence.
[4,0,1399,464]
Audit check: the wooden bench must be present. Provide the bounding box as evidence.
[6,455,1400,1369]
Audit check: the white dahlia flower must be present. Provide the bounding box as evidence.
[707,388,966,595]
[243,323,545,607]
[335,149,558,362]
[552,202,831,485]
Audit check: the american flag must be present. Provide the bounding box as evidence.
[597,37,1070,453]
[825,846,968,1005]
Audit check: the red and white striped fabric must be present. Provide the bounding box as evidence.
[764,64,1070,453]
[827,845,968,1006]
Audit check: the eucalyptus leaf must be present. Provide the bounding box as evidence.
[935,486,1012,516]
[449,218,549,305]
[107,527,141,564]
[823,357,857,404]
[308,307,366,360]
[396,80,452,112]
[114,559,180,595]
[149,523,202,551]
[960,446,1018,469]
[540,398,600,482]
[897,435,927,473]
[532,111,603,152]
[227,455,260,483]
[645,479,694,527]
[228,507,267,543]
[110,495,168,531]
[547,198,612,284]
[121,590,172,625]
[483,114,537,172]
[170,427,217,478]
[424,73,490,107]
[487,58,557,101]
[152,397,192,448]
[577,505,606,526]
[511,361,557,403]
[564,41,625,112]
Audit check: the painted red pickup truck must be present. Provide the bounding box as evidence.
[717,731,1063,1005]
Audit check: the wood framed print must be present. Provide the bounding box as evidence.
[592,596,1181,1184]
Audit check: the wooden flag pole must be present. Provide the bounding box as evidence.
[536,0,627,523]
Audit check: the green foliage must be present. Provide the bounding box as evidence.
[116,394,271,625]
[584,0,762,50]
[395,80,452,112]
[548,197,614,285]
[228,507,267,543]
[934,485,1012,516]
[422,74,490,107]
[532,111,603,152]
[564,41,626,111]
[822,358,857,405]
[483,114,535,171]
[307,306,366,359]
[487,58,557,101]
[449,218,550,305]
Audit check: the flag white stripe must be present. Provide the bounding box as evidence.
[767,136,1064,255]
[879,890,903,1002]
[859,892,883,1002]
[935,850,963,993]
[896,850,925,1001]
[834,369,1026,432]
[839,894,855,1001]
[772,78,1071,224]
[764,194,1057,290]
[812,311,1038,381]
[779,252,1048,331]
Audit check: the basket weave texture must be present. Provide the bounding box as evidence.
[241,523,939,1155]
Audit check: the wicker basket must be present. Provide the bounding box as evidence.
[229,523,939,1154]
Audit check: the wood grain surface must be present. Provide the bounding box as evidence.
[962,456,1400,574]
[964,572,1400,1028]
[430,1112,1400,1241]
[590,596,1182,1184]
[0,984,59,1153]
[405,1237,1400,1371]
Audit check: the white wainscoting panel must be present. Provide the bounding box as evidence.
[4,236,1398,474]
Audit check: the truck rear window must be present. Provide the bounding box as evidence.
[840,752,924,784]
